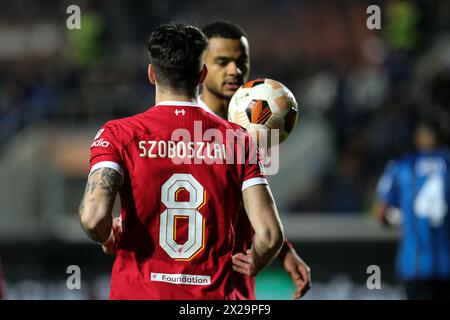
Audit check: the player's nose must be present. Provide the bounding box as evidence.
[226,61,242,76]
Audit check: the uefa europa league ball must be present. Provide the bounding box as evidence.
[228,78,298,146]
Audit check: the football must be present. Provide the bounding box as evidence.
[228,78,299,146]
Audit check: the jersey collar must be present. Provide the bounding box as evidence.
[197,97,216,115]
[156,101,199,107]
[156,99,219,117]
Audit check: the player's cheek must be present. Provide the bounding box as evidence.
[211,70,224,91]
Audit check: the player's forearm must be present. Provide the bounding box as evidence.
[79,201,114,243]
[243,184,284,273]
[373,202,389,225]
[79,167,121,243]
[252,225,284,275]
[277,239,294,261]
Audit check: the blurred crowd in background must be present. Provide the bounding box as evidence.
[0,0,449,214]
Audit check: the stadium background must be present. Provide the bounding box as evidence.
[0,0,449,299]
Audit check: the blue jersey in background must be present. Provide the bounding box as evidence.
[376,149,450,281]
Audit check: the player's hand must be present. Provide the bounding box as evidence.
[232,249,257,276]
[283,249,311,299]
[101,217,122,255]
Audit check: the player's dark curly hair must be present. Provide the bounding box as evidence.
[147,23,208,95]
[202,21,247,40]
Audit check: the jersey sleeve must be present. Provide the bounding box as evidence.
[89,122,124,179]
[241,132,268,191]
[376,160,398,207]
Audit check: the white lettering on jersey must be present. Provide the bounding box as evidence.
[139,141,147,157]
[187,142,195,158]
[415,158,446,176]
[148,141,157,158]
[196,142,205,160]
[140,140,226,161]
[150,272,210,285]
[94,129,105,140]
[91,138,110,148]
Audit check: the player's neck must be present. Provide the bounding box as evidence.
[200,90,229,119]
[155,87,197,105]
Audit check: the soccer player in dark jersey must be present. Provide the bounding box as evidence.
[199,21,311,300]
[79,23,284,299]
[374,117,450,299]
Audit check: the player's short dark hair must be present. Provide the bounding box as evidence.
[417,115,445,145]
[147,23,208,94]
[202,21,248,40]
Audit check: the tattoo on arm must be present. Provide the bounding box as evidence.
[79,168,122,214]
[87,168,122,194]
[79,167,122,242]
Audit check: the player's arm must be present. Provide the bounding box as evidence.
[372,201,390,225]
[278,241,312,299]
[239,184,284,276]
[372,160,399,227]
[79,167,122,253]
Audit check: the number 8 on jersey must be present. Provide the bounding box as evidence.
[160,173,206,260]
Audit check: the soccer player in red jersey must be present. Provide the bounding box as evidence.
[200,21,311,300]
[79,23,284,300]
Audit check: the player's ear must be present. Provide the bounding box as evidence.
[199,64,208,85]
[148,64,156,85]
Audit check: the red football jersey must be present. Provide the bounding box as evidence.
[89,101,267,300]
[233,213,294,300]
[233,207,256,300]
